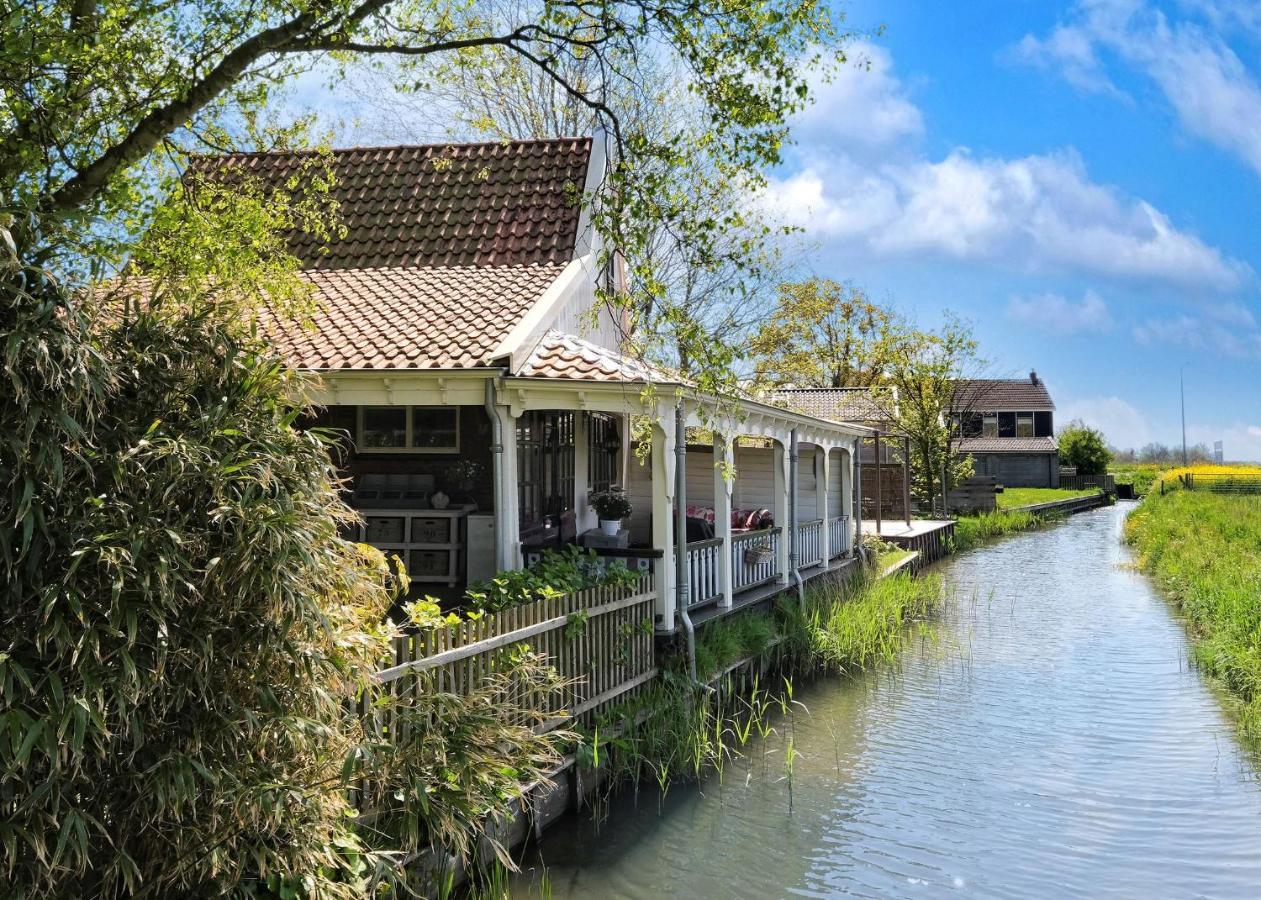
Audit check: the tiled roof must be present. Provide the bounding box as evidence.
[264,264,566,369]
[955,378,1055,411]
[189,138,591,269]
[772,387,888,424]
[517,330,672,382]
[955,437,1058,453]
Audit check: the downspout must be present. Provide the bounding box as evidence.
[789,428,803,601]
[674,400,697,682]
[854,436,864,558]
[484,378,505,570]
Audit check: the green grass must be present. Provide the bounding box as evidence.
[1126,492,1261,744]
[951,508,1042,552]
[996,487,1098,509]
[876,548,915,572]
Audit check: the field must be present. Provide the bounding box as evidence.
[1125,490,1261,742]
[996,487,1098,509]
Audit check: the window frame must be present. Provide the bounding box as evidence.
[1016,412,1035,438]
[356,406,460,454]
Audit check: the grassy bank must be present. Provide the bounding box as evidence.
[1125,490,1261,742]
[951,508,1041,552]
[587,568,941,795]
[997,487,1098,509]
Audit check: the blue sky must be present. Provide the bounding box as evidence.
[765,0,1261,458]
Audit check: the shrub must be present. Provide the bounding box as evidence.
[463,545,641,612]
[1058,420,1112,474]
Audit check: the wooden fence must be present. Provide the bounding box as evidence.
[1059,473,1116,492]
[1167,473,1261,495]
[374,575,657,728]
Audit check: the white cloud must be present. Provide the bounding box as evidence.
[795,42,924,155]
[1188,422,1261,462]
[1058,394,1152,450]
[1133,303,1261,357]
[1011,1,1261,177]
[1007,290,1113,334]
[1006,26,1129,99]
[766,148,1249,290]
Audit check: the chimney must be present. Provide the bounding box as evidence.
[1030,370,1039,385]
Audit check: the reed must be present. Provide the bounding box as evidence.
[951,508,1042,552]
[1125,490,1261,744]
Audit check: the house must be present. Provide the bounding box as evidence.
[192,135,870,633]
[775,370,1060,494]
[952,373,1059,488]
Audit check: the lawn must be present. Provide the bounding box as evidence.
[996,487,1099,509]
[1126,491,1261,743]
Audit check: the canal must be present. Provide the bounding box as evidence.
[512,503,1261,898]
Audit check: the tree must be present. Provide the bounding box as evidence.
[1058,420,1112,474]
[750,279,895,388]
[869,314,984,509]
[342,3,793,379]
[2,0,849,396]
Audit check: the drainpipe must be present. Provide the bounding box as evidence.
[674,399,697,682]
[484,378,505,570]
[854,436,864,558]
[789,428,803,600]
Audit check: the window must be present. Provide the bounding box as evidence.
[959,413,983,438]
[1016,412,1035,438]
[982,414,998,437]
[588,413,621,493]
[1034,411,1053,437]
[358,407,459,452]
[517,411,575,528]
[998,412,1017,438]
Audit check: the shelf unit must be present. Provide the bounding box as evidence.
[350,506,472,587]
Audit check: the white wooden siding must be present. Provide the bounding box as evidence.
[733,446,777,510]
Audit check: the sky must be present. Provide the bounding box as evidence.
[764,0,1261,458]
[292,0,1261,459]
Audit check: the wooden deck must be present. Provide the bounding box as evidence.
[862,519,956,566]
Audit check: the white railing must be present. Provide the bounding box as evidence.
[685,538,724,609]
[828,515,851,559]
[731,526,781,593]
[797,518,824,568]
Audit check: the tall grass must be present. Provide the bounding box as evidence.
[585,568,942,802]
[951,508,1041,552]
[1125,491,1261,743]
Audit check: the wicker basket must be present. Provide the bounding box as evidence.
[743,545,774,565]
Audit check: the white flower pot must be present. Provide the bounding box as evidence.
[599,519,621,536]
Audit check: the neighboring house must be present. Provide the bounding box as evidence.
[188,136,869,632]
[774,370,1060,490]
[952,373,1058,488]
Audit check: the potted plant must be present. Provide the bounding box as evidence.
[443,459,485,509]
[590,488,632,536]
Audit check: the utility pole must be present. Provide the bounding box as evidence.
[1180,367,1188,466]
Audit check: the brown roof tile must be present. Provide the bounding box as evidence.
[263,264,566,370]
[189,138,592,270]
[517,330,672,382]
[955,436,1058,453]
[772,388,888,424]
[954,378,1055,411]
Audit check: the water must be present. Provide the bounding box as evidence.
[511,504,1261,898]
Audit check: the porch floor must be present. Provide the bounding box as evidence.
[862,518,953,539]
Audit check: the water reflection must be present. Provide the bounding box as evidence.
[513,505,1261,898]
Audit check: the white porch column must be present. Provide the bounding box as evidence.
[818,446,831,563]
[574,412,592,534]
[773,439,790,584]
[714,432,734,607]
[492,404,522,571]
[651,409,677,629]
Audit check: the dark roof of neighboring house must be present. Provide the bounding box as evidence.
[771,387,887,424]
[956,437,1058,453]
[189,137,592,269]
[955,376,1055,411]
